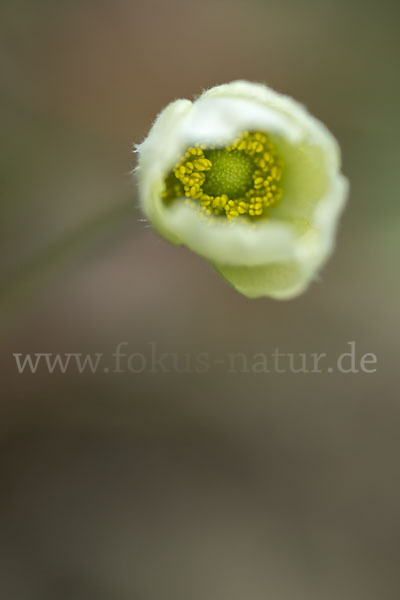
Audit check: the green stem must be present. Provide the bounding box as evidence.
[0,199,134,326]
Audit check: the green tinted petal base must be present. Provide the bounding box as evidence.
[213,262,307,299]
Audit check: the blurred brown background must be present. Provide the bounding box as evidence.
[1,0,399,598]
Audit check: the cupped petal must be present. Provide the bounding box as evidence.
[136,98,192,244]
[212,172,348,299]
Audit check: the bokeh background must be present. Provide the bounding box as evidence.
[1,0,400,598]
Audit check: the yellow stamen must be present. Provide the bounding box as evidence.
[162,131,284,220]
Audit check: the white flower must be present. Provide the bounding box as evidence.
[136,81,348,299]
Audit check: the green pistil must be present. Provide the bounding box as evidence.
[202,150,254,198]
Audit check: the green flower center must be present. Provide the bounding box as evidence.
[202,150,254,198]
[162,131,284,219]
